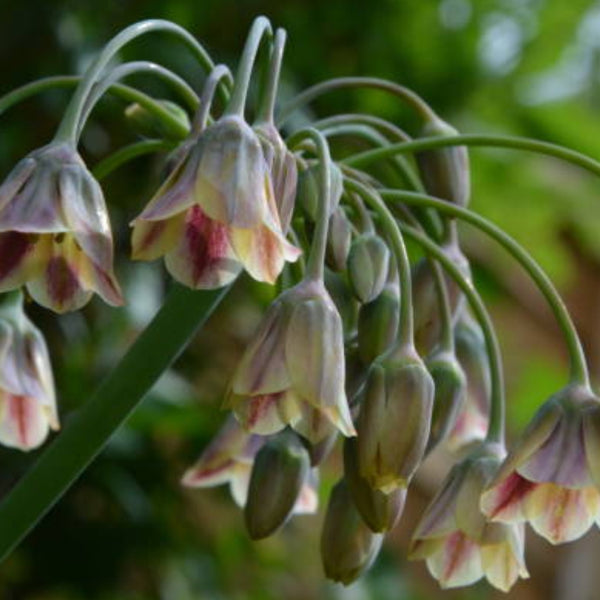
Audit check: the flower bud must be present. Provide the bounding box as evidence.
[356,345,434,493]
[357,282,400,364]
[415,117,470,207]
[344,437,406,532]
[297,162,343,221]
[347,233,390,303]
[321,479,383,585]
[325,207,352,272]
[426,349,467,451]
[324,270,359,336]
[244,431,311,540]
[125,100,191,140]
[447,310,491,450]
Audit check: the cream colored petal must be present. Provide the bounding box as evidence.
[0,231,44,292]
[230,390,301,436]
[0,391,50,451]
[481,539,528,592]
[480,472,536,523]
[131,213,185,261]
[229,465,253,507]
[292,469,319,514]
[426,531,483,589]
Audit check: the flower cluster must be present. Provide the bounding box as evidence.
[2,14,600,593]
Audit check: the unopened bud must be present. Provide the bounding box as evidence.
[347,234,390,303]
[415,117,470,207]
[325,207,352,272]
[125,100,191,140]
[344,438,406,532]
[321,479,383,585]
[357,282,400,364]
[356,345,434,493]
[244,431,310,540]
[297,162,343,221]
[426,349,467,451]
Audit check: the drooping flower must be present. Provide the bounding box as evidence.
[131,115,300,288]
[481,384,600,544]
[181,415,318,513]
[0,142,123,312]
[0,291,58,450]
[225,277,356,444]
[410,443,529,592]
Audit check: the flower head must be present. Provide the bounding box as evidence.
[0,292,58,450]
[0,142,123,312]
[225,277,356,444]
[410,443,529,592]
[131,115,300,288]
[481,384,600,544]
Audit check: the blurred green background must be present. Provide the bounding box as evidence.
[2,0,600,598]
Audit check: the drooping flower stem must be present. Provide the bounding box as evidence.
[192,64,234,133]
[277,76,437,126]
[383,190,590,387]
[0,284,230,564]
[225,16,273,117]
[289,129,333,282]
[0,76,193,139]
[398,224,505,445]
[343,134,600,179]
[53,19,228,145]
[344,178,415,349]
[255,28,286,125]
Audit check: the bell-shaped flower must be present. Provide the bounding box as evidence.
[131,115,300,288]
[0,292,58,450]
[225,277,356,444]
[0,142,123,313]
[410,443,529,592]
[181,415,318,513]
[481,384,600,544]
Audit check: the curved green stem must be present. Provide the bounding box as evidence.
[0,76,192,139]
[343,134,600,180]
[192,64,233,133]
[76,61,198,141]
[289,129,332,282]
[53,19,227,145]
[0,284,230,564]
[277,76,436,126]
[92,139,176,181]
[312,113,411,143]
[382,189,589,386]
[225,16,273,117]
[399,225,504,445]
[255,28,286,125]
[344,178,414,348]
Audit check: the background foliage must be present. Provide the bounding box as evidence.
[2,0,600,598]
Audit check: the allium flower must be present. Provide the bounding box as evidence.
[0,142,123,313]
[410,444,529,592]
[181,415,318,513]
[481,384,600,544]
[225,277,356,444]
[0,292,58,450]
[131,115,300,288]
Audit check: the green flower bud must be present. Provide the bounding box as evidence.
[426,349,467,451]
[244,431,310,540]
[415,117,470,207]
[124,100,191,140]
[356,345,434,493]
[321,479,383,585]
[297,162,343,221]
[325,270,359,337]
[344,437,406,532]
[357,282,400,364]
[325,207,352,272]
[347,233,390,303]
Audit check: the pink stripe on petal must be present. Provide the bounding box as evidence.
[427,531,483,589]
[481,473,536,523]
[0,393,50,450]
[0,232,37,285]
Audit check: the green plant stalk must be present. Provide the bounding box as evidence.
[0,76,193,138]
[0,284,230,563]
[76,61,198,140]
[192,65,233,133]
[399,224,505,445]
[53,19,226,145]
[343,134,600,179]
[382,189,590,386]
[255,28,286,125]
[92,139,177,180]
[277,76,436,126]
[344,178,414,348]
[289,129,332,282]
[225,16,273,117]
